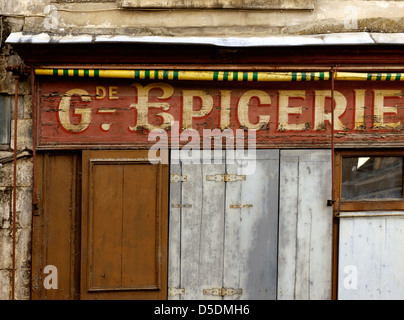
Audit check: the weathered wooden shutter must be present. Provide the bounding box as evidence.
[80,150,169,300]
[169,150,279,300]
[338,212,404,300]
[278,150,333,300]
[223,150,279,300]
[32,151,81,300]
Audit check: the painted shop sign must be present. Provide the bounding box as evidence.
[37,78,404,148]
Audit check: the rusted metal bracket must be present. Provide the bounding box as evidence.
[0,149,33,165]
[206,174,246,182]
[203,287,243,297]
[327,200,336,207]
[6,65,29,77]
[171,174,187,183]
[168,288,185,297]
[230,204,253,209]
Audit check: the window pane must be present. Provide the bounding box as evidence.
[342,157,403,200]
[0,96,11,145]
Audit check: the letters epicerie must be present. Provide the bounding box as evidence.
[56,83,403,134]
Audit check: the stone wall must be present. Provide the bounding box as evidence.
[2,1,404,36]
[0,16,32,300]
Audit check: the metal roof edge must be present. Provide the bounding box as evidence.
[6,32,404,47]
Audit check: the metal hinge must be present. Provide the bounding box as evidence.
[206,174,246,182]
[171,174,187,183]
[168,288,185,297]
[230,204,253,209]
[203,287,243,297]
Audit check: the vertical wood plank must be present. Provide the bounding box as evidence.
[277,153,299,300]
[81,150,169,300]
[168,153,182,300]
[122,164,159,288]
[32,152,80,300]
[90,163,123,289]
[338,214,404,300]
[278,150,333,300]
[224,150,279,300]
[180,152,225,300]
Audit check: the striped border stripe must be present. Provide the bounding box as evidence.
[35,69,404,82]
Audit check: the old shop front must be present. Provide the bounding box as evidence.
[7,35,404,300]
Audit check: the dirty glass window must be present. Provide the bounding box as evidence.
[342,157,404,200]
[0,96,11,145]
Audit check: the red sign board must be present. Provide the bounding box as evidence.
[37,78,404,149]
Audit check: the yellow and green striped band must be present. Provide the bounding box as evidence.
[34,69,404,82]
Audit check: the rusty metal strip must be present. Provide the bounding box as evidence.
[12,73,19,301]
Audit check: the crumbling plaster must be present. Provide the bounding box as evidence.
[1,0,404,36]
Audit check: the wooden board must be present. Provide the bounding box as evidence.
[278,150,333,300]
[224,150,279,300]
[36,78,404,149]
[169,150,279,300]
[338,213,404,300]
[32,151,81,300]
[80,150,169,300]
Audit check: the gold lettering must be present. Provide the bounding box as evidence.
[220,90,232,130]
[373,90,401,129]
[315,90,347,130]
[237,90,270,130]
[129,83,175,131]
[182,90,214,129]
[109,86,119,100]
[95,86,106,100]
[354,89,366,130]
[58,89,92,133]
[278,90,306,131]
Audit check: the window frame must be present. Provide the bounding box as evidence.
[335,149,404,212]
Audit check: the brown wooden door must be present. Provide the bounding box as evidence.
[32,151,82,300]
[80,150,169,300]
[32,150,169,300]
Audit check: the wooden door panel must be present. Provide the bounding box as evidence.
[90,163,123,290]
[224,150,279,300]
[167,158,182,300]
[278,150,332,300]
[338,213,404,300]
[180,152,226,300]
[81,150,169,300]
[32,152,81,300]
[169,151,279,300]
[122,164,159,288]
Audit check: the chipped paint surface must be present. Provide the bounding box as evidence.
[37,78,404,148]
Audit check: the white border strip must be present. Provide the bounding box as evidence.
[6,32,404,47]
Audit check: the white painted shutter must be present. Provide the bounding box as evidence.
[338,212,404,300]
[278,150,333,300]
[169,150,280,300]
